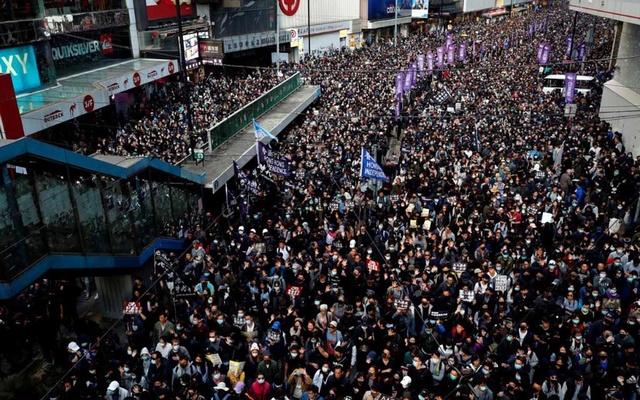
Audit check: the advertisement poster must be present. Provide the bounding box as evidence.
[145,0,193,22]
[0,45,41,94]
[183,33,199,62]
[411,0,429,18]
[368,0,411,20]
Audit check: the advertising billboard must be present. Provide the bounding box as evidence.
[183,33,199,62]
[0,45,41,94]
[146,0,193,22]
[368,0,412,20]
[51,29,132,78]
[199,39,224,65]
[136,0,197,29]
[411,0,429,18]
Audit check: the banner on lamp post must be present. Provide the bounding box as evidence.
[564,72,577,104]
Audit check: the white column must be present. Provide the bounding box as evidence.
[126,0,141,58]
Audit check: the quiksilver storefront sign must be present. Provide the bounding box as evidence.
[51,40,102,61]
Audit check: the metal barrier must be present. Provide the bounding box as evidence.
[207,72,302,152]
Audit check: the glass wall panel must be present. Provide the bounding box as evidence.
[33,169,81,253]
[0,185,13,280]
[101,177,135,254]
[153,180,173,237]
[170,181,187,220]
[124,178,156,250]
[14,177,47,266]
[71,174,111,254]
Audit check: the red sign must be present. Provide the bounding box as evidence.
[123,302,141,315]
[146,0,193,21]
[367,260,380,273]
[100,33,113,55]
[0,74,24,139]
[83,95,95,112]
[287,285,301,297]
[279,0,300,16]
[168,61,175,74]
[133,72,141,87]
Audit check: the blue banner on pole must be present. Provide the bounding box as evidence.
[417,54,425,77]
[541,43,551,64]
[360,148,389,182]
[436,47,444,67]
[564,72,577,104]
[253,119,278,142]
[427,51,434,74]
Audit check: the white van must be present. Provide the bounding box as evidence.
[542,74,595,95]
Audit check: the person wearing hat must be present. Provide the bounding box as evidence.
[106,380,129,400]
[265,320,287,359]
[256,348,280,385]
[213,382,231,400]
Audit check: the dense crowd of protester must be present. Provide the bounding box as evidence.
[6,1,640,400]
[55,70,290,163]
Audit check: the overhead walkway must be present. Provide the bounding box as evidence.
[180,72,321,192]
[0,137,205,299]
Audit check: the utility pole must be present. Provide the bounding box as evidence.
[394,0,398,47]
[307,0,311,56]
[275,0,280,74]
[175,0,195,152]
[569,11,578,61]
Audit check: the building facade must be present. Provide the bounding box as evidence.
[570,0,640,155]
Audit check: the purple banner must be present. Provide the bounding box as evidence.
[447,45,455,64]
[427,51,434,74]
[564,72,577,103]
[541,43,551,64]
[528,23,534,36]
[395,72,404,96]
[395,96,401,120]
[404,70,412,92]
[565,36,573,58]
[577,42,586,61]
[446,33,453,49]
[458,42,466,62]
[537,42,545,63]
[409,63,417,86]
[503,38,510,51]
[436,47,444,67]
[417,54,425,77]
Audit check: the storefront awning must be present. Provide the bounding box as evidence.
[482,8,508,17]
[17,58,179,136]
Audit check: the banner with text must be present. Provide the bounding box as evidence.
[257,141,290,177]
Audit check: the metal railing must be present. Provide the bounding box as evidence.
[207,72,302,152]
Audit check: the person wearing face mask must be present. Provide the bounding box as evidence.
[106,380,129,400]
[168,338,191,367]
[147,351,171,384]
[311,362,333,395]
[472,378,494,400]
[171,355,198,391]
[407,355,433,395]
[249,373,271,400]
[240,313,261,343]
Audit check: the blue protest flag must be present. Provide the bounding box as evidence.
[360,147,389,182]
[253,119,278,142]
